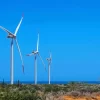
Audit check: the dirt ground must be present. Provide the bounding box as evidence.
[63,95,100,100]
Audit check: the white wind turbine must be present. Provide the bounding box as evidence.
[47,52,52,84]
[0,15,24,84]
[27,33,46,84]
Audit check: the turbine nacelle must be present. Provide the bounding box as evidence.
[32,50,38,54]
[7,34,16,38]
[47,52,52,64]
[47,58,51,61]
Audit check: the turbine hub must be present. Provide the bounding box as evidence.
[7,34,16,39]
[32,50,38,54]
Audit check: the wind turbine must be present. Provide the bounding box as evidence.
[0,15,24,84]
[27,33,46,84]
[47,52,52,84]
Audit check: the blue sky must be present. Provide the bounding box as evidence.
[0,0,100,82]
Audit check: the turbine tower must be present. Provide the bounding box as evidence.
[27,33,46,84]
[0,15,24,84]
[47,52,52,84]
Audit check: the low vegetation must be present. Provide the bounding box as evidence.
[0,82,100,99]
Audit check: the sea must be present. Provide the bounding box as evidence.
[1,81,100,84]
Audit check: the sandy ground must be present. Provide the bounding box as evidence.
[63,95,100,100]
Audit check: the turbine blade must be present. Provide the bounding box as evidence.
[14,16,23,36]
[37,33,39,52]
[49,51,52,59]
[26,53,33,56]
[0,26,13,35]
[15,39,24,73]
[38,53,47,71]
[49,51,52,64]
